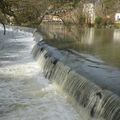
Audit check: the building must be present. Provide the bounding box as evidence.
[115,13,120,23]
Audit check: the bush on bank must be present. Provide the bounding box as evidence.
[78,15,86,26]
[95,16,103,28]
[114,22,120,28]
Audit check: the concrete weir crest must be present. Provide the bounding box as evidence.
[32,31,120,120]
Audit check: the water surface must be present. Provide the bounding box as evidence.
[0,26,82,120]
[40,24,120,69]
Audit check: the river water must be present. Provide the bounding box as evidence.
[0,26,82,120]
[39,24,120,96]
[40,24,120,69]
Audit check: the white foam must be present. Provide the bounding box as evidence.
[0,27,82,120]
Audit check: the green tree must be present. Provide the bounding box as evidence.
[0,0,73,26]
[95,16,103,27]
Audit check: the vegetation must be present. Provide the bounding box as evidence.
[95,16,103,28]
[0,0,58,26]
[78,15,86,26]
[0,0,119,28]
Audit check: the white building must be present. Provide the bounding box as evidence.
[115,13,120,23]
[83,3,95,24]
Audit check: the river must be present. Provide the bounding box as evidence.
[39,24,120,96]
[39,24,120,69]
[0,26,82,120]
[1,24,120,120]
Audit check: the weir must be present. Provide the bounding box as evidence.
[0,25,85,120]
[32,32,120,120]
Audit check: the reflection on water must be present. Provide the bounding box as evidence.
[81,28,94,45]
[40,24,120,69]
[113,29,120,43]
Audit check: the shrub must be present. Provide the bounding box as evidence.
[102,18,113,27]
[95,16,103,27]
[79,15,86,26]
[114,22,120,28]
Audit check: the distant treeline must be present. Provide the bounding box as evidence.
[0,0,119,27]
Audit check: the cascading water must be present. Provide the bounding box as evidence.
[1,25,120,120]
[0,26,83,120]
[32,34,120,120]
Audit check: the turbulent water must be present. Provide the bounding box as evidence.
[0,26,82,120]
[32,35,120,120]
[0,25,120,120]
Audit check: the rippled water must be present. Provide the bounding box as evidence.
[39,24,120,69]
[38,24,120,97]
[0,27,82,120]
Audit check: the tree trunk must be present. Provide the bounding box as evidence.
[1,21,6,35]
